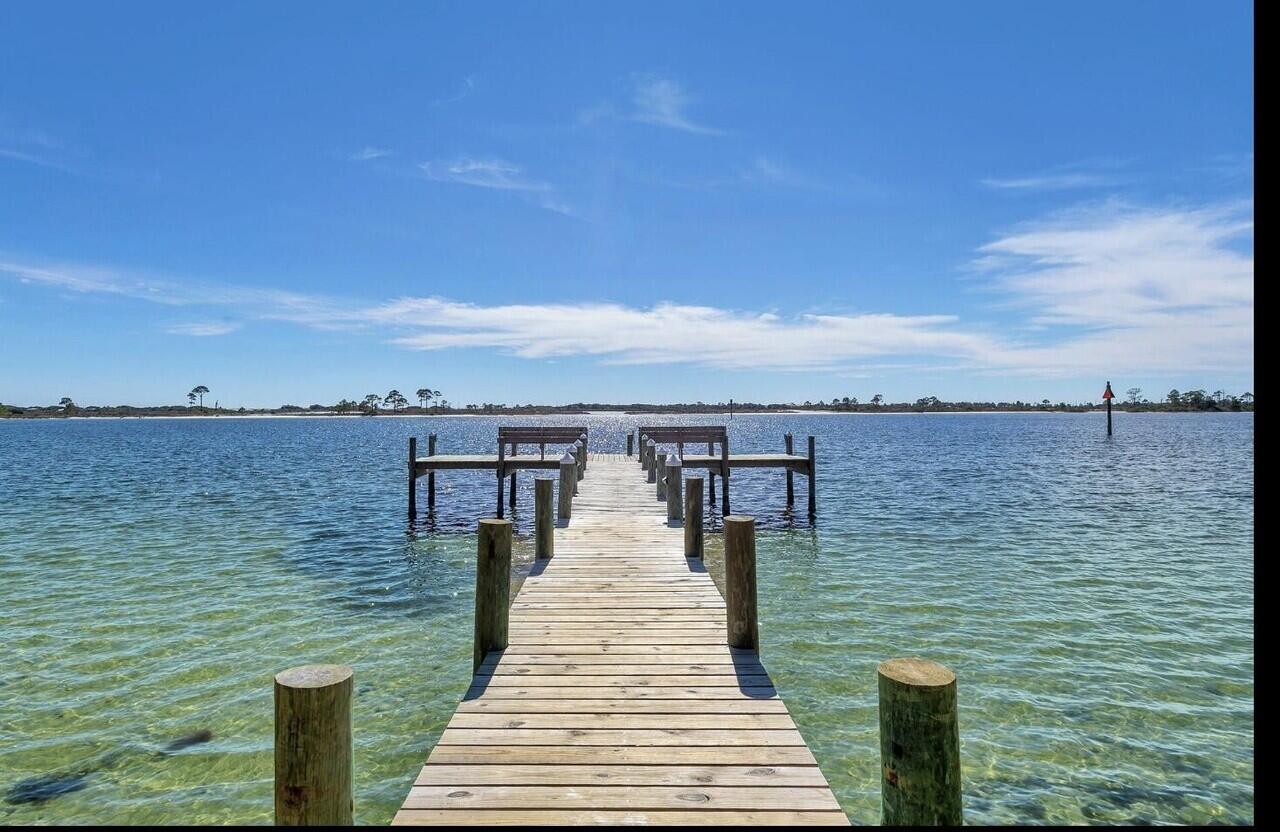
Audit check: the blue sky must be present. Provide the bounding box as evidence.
[1,1,1253,407]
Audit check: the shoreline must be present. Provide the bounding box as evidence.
[0,408,1252,421]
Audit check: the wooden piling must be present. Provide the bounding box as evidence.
[574,439,585,482]
[640,434,649,468]
[665,453,683,522]
[784,432,795,507]
[655,452,667,501]
[685,476,704,558]
[508,444,518,509]
[274,664,353,826]
[627,433,634,456]
[707,442,716,505]
[535,478,553,559]
[495,442,506,519]
[557,453,574,520]
[721,438,731,515]
[807,435,817,521]
[579,433,588,476]
[646,440,657,483]
[877,658,962,826]
[473,519,512,672]
[724,515,758,651]
[426,433,437,508]
[408,437,417,520]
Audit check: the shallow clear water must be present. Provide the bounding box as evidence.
[0,413,1253,824]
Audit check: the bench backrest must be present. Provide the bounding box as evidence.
[637,425,727,449]
[499,426,588,450]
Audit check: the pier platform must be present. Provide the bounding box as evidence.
[392,453,847,826]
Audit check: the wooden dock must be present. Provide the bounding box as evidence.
[392,453,848,826]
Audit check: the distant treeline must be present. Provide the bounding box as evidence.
[0,387,1254,418]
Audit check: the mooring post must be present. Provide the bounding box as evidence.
[495,441,505,519]
[408,437,417,520]
[655,452,667,501]
[508,443,518,509]
[627,432,634,456]
[666,453,683,522]
[473,518,512,672]
[558,452,575,520]
[535,478,554,559]
[708,441,716,505]
[274,664,354,826]
[640,434,649,468]
[427,433,437,508]
[579,433,588,476]
[572,440,584,490]
[646,440,657,483]
[807,435,817,521]
[784,432,795,508]
[721,436,731,515]
[877,658,962,826]
[724,515,758,651]
[685,476,704,558]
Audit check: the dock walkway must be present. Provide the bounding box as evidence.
[392,453,847,826]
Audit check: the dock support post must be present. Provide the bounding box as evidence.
[535,478,554,559]
[580,433,588,476]
[508,444,518,510]
[721,438,731,515]
[646,440,657,483]
[685,476,704,558]
[558,453,575,520]
[666,454,683,522]
[640,434,648,468]
[784,432,794,507]
[655,453,667,501]
[495,442,505,519]
[708,442,716,506]
[474,518,512,672]
[274,664,354,826]
[408,437,417,520]
[627,433,634,457]
[807,435,816,521]
[877,658,962,826]
[572,441,582,494]
[724,516,758,651]
[427,433,436,508]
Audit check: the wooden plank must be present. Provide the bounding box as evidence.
[413,763,827,787]
[393,809,850,826]
[403,785,841,811]
[424,745,819,765]
[437,728,808,746]
[455,698,790,714]
[446,713,797,730]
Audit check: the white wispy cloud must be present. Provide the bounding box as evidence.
[350,146,393,161]
[972,199,1253,373]
[580,75,722,135]
[430,76,476,106]
[371,300,990,370]
[418,157,550,191]
[0,199,1253,377]
[163,321,242,336]
[980,172,1113,190]
[630,74,721,135]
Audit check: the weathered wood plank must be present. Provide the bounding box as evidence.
[413,763,827,787]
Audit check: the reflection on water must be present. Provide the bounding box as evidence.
[0,413,1253,824]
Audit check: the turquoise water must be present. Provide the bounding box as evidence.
[0,413,1253,824]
